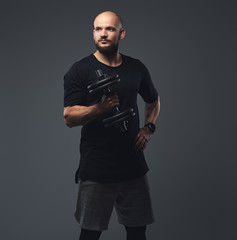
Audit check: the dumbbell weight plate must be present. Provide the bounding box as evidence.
[102,108,134,124]
[88,79,120,94]
[87,74,120,94]
[102,108,135,127]
[104,112,135,128]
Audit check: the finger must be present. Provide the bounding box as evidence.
[135,133,142,145]
[139,136,149,151]
[109,95,119,101]
[135,138,141,151]
[141,141,148,151]
[136,141,145,152]
[135,135,145,150]
[109,93,118,98]
[111,96,119,101]
[135,130,142,142]
[135,130,146,141]
[111,99,119,106]
[135,136,145,151]
[108,95,118,102]
[135,134,140,142]
[140,139,148,152]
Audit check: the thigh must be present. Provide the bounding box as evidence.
[115,174,154,227]
[75,179,119,231]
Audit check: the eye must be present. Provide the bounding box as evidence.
[107,27,115,31]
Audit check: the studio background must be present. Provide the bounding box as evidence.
[1,0,236,240]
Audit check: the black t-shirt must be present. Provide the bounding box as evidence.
[64,54,158,183]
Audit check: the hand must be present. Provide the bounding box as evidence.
[99,93,119,113]
[135,127,152,152]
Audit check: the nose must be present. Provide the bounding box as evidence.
[101,29,108,38]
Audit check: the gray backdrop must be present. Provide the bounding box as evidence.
[1,0,236,239]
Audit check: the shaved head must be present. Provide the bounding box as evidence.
[93,11,125,56]
[94,11,123,29]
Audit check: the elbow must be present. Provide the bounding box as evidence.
[64,115,74,128]
[64,118,74,128]
[63,109,82,128]
[63,110,74,128]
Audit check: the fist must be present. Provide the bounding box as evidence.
[100,93,119,112]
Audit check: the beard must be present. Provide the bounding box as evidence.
[95,41,119,56]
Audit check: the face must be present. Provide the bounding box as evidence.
[93,13,125,55]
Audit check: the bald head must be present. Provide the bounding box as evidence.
[94,11,123,29]
[93,11,126,56]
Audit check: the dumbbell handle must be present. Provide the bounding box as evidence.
[95,69,132,132]
[106,86,129,132]
[106,86,120,115]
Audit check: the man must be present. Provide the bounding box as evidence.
[63,11,160,240]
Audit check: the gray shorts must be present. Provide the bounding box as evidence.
[74,174,154,231]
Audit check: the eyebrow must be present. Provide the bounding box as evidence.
[94,26,116,30]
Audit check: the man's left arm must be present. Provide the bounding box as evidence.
[135,96,160,152]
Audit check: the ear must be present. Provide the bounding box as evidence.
[93,29,95,40]
[119,28,126,40]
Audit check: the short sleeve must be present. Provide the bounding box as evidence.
[138,61,158,103]
[63,62,87,107]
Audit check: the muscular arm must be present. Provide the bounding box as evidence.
[144,96,160,125]
[64,104,103,128]
[135,96,160,151]
[63,93,119,128]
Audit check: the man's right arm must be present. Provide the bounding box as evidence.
[64,93,119,128]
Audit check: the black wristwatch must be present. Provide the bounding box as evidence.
[144,123,156,134]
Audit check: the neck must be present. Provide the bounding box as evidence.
[93,51,122,67]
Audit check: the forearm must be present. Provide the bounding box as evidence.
[64,93,119,128]
[64,103,103,128]
[144,96,160,125]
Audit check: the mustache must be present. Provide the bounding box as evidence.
[99,38,111,42]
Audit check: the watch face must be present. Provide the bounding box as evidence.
[146,123,155,133]
[149,124,155,132]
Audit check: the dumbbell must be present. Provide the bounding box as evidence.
[87,69,135,132]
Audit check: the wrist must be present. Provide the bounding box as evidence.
[143,126,152,134]
[95,103,105,115]
[144,122,156,134]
